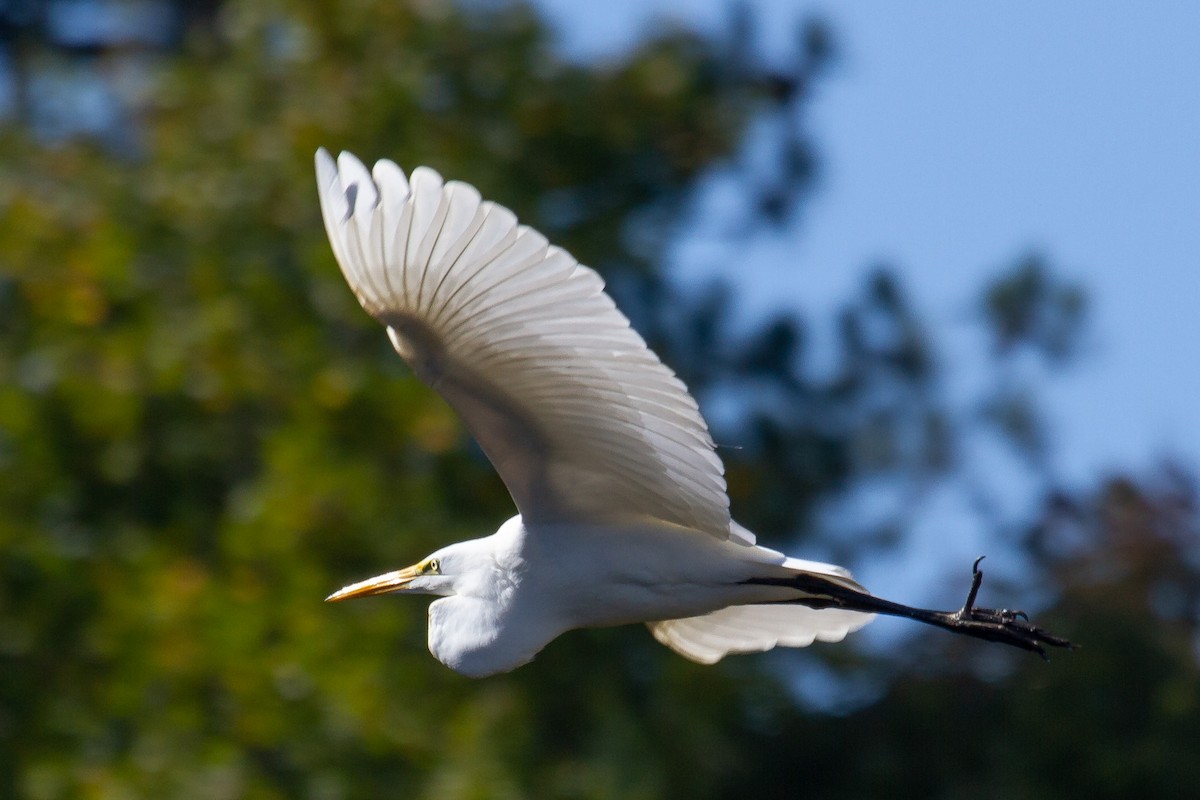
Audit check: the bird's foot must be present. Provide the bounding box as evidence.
[937,557,1074,659]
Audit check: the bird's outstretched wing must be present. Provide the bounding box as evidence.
[316,150,732,538]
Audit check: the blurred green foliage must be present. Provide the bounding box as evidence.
[2,1,1198,798]
[0,2,829,796]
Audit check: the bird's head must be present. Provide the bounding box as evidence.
[325,548,461,601]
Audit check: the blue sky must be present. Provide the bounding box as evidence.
[535,1,1200,611]
[537,0,1200,482]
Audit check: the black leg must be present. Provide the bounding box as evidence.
[745,557,1075,658]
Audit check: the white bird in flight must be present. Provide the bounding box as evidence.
[315,149,1071,677]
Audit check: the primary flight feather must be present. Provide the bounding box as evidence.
[316,149,1071,677]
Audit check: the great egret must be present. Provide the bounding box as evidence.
[316,149,1071,677]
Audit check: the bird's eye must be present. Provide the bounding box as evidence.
[426,559,440,574]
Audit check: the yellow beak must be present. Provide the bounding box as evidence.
[325,563,423,602]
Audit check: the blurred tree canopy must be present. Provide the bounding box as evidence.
[2,1,1197,798]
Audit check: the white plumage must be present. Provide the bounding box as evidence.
[649,605,870,665]
[317,150,730,539]
[316,149,1071,676]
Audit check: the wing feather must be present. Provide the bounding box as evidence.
[316,149,732,537]
[648,605,874,664]
[648,556,874,662]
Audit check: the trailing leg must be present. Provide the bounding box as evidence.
[744,557,1074,658]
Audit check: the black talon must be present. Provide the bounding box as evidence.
[959,556,986,618]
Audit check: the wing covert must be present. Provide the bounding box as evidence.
[315,149,732,538]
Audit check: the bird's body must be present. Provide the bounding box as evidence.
[315,148,1071,676]
[330,512,869,676]
[412,515,868,676]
